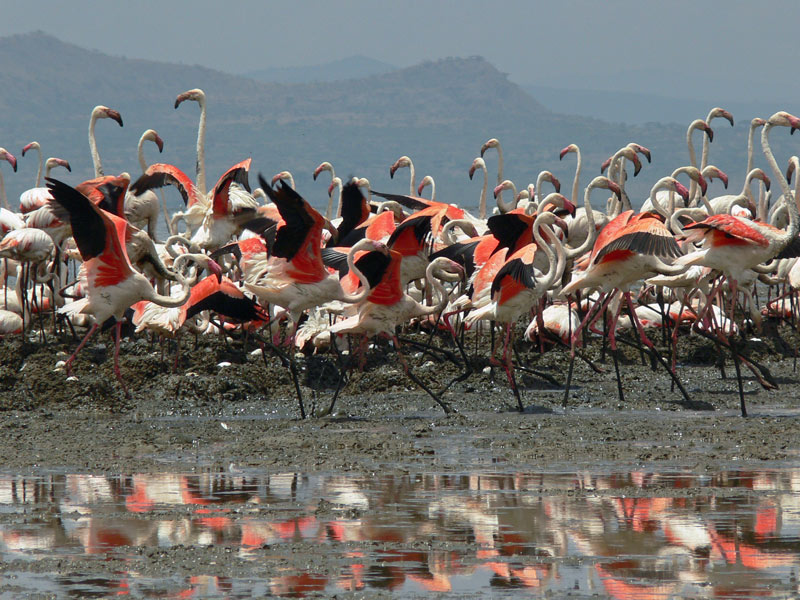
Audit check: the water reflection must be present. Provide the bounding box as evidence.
[1,468,800,597]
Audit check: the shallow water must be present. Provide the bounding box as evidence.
[2,467,800,598]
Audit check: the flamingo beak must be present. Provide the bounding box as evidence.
[674,181,690,202]
[174,92,187,109]
[697,175,708,196]
[417,182,425,196]
[608,180,622,198]
[21,143,33,157]
[704,125,714,142]
[107,110,123,127]
[562,199,577,217]
[3,152,17,172]
[327,182,335,197]
[639,146,652,163]
[722,111,734,127]
[763,174,771,192]
[551,176,561,193]
[600,157,611,174]
[559,146,571,160]
[786,164,795,185]
[271,174,282,188]
[493,184,503,199]
[373,241,390,255]
[313,166,322,181]
[717,169,729,188]
[632,157,642,177]
[59,159,72,172]
[468,165,476,180]
[207,258,224,283]
[154,134,164,153]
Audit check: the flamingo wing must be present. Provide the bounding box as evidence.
[588,210,635,264]
[683,214,769,247]
[77,175,129,216]
[430,238,482,278]
[370,190,433,212]
[777,234,800,259]
[487,213,534,255]
[321,247,351,277]
[593,217,681,264]
[130,163,201,207]
[211,158,252,217]
[257,176,319,260]
[185,275,268,322]
[387,214,433,257]
[364,249,404,305]
[334,180,371,245]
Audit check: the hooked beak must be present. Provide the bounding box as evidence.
[762,174,771,192]
[492,184,503,199]
[207,258,224,283]
[716,169,729,188]
[154,134,164,153]
[696,175,708,196]
[107,109,123,127]
[21,142,34,157]
[3,151,17,172]
[561,198,577,217]
[600,157,611,174]
[550,175,561,193]
[608,180,622,198]
[468,165,476,180]
[328,181,335,197]
[632,156,642,177]
[703,125,714,142]
[58,159,72,172]
[674,181,690,202]
[559,146,571,160]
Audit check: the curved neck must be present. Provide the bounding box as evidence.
[746,122,760,174]
[31,144,43,187]
[565,181,598,259]
[145,276,192,308]
[761,121,799,242]
[686,121,703,201]
[441,219,476,245]
[532,215,557,285]
[194,96,207,196]
[427,178,435,202]
[0,166,7,209]
[335,181,343,219]
[492,145,504,207]
[571,148,582,206]
[497,182,517,213]
[405,161,416,196]
[89,108,104,177]
[648,177,677,220]
[137,133,149,173]
[341,242,374,304]
[478,164,488,220]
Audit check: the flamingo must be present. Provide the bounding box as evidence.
[326,252,464,414]
[389,155,416,196]
[313,161,337,219]
[243,177,390,338]
[174,88,207,195]
[0,227,55,332]
[271,170,295,190]
[468,157,489,220]
[0,148,18,211]
[417,175,436,202]
[700,107,734,171]
[124,129,165,240]
[19,142,71,214]
[45,177,214,397]
[88,105,123,177]
[464,211,566,409]
[480,138,510,212]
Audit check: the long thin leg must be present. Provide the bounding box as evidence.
[113,321,132,399]
[392,335,452,414]
[730,336,747,417]
[64,322,100,375]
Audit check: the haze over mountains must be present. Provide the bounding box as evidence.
[0,32,796,217]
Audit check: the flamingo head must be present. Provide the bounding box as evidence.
[147,130,164,153]
[708,166,728,189]
[710,107,734,127]
[389,155,411,179]
[21,141,39,157]
[753,168,771,191]
[101,106,123,127]
[313,161,332,181]
[327,177,341,198]
[629,143,652,163]
[46,158,71,172]
[468,157,485,180]
[0,148,17,172]
[480,138,500,157]
[672,180,690,203]
[593,176,621,199]
[786,161,797,185]
[543,171,561,193]
[417,175,434,196]
[271,171,291,188]
[751,117,766,129]
[600,156,612,174]
[174,88,205,109]
[493,181,513,199]
[768,111,800,134]
[559,144,578,160]
[699,121,714,142]
[369,240,390,256]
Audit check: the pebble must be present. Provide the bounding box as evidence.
[66,376,78,382]
[54,360,66,370]
[422,361,435,369]
[249,348,263,357]
[482,366,492,375]
[56,351,68,359]
[217,362,232,368]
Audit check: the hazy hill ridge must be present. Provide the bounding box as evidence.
[0,32,794,213]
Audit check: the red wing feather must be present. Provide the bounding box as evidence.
[130,163,202,207]
[683,214,769,247]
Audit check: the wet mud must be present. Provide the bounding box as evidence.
[2,323,800,596]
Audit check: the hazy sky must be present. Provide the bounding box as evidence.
[2,0,797,99]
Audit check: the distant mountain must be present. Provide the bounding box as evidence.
[244,55,397,83]
[0,32,794,221]
[522,84,797,127]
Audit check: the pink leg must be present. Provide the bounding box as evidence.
[569,292,610,351]
[64,323,100,375]
[113,321,131,399]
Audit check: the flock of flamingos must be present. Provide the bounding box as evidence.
[1,89,800,417]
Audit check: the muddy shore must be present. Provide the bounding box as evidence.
[3,325,800,597]
[2,323,800,475]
